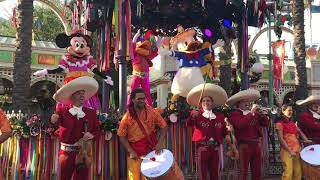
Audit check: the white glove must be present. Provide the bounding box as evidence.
[132,29,141,43]
[158,48,172,57]
[212,39,225,49]
[33,69,48,76]
[104,75,114,86]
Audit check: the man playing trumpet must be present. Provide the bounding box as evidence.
[227,89,270,180]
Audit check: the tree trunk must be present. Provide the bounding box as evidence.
[219,40,232,96]
[12,0,34,112]
[293,0,308,100]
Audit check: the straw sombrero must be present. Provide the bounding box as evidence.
[226,89,261,106]
[53,76,99,103]
[187,83,228,107]
[296,95,320,106]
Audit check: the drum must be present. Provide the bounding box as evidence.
[300,144,320,179]
[140,149,184,180]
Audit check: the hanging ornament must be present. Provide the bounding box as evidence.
[169,113,178,123]
[30,126,40,136]
[252,62,264,73]
[280,16,286,23]
[307,47,317,58]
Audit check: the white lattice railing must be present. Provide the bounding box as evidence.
[256,84,295,103]
[0,68,64,87]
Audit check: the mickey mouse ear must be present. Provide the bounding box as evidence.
[55,33,71,48]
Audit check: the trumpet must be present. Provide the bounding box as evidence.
[255,105,279,115]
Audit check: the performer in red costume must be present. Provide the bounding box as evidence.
[227,89,270,180]
[186,83,228,180]
[52,76,101,180]
[297,95,320,144]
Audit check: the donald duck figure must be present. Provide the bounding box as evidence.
[159,26,224,109]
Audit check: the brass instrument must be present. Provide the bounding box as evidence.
[255,105,279,115]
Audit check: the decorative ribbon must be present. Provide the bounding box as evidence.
[1,123,199,179]
[126,0,132,60]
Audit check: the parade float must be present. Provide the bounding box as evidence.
[0,0,302,179]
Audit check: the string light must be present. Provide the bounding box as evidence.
[204,28,213,37]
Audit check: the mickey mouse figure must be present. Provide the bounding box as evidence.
[34,31,113,111]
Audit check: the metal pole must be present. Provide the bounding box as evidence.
[119,0,127,114]
[268,10,274,108]
[240,5,249,90]
[100,9,107,113]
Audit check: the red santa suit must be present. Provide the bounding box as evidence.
[186,110,227,180]
[299,110,320,144]
[229,110,269,180]
[57,106,100,180]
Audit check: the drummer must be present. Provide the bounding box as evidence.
[297,95,320,144]
[186,83,228,180]
[226,89,270,180]
[117,88,167,180]
[275,104,312,180]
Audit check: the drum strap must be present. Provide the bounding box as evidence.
[134,111,156,148]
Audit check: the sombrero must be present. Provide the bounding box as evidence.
[296,95,320,106]
[226,89,261,106]
[187,83,228,107]
[53,76,99,103]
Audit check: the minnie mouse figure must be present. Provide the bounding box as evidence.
[34,32,113,111]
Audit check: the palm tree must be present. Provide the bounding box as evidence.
[219,28,234,96]
[218,44,232,96]
[12,0,34,112]
[292,0,308,100]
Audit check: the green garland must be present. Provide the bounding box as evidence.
[98,108,120,133]
[9,114,57,138]
[274,0,292,39]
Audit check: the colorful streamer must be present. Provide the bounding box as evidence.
[0,124,198,179]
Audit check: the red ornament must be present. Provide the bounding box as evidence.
[307,47,317,58]
[150,157,156,161]
[280,16,286,23]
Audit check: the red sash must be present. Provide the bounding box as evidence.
[129,110,158,156]
[129,132,157,156]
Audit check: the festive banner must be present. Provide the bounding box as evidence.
[272,40,285,80]
[272,40,285,91]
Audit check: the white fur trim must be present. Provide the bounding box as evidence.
[171,67,204,97]
[90,64,98,71]
[209,46,213,52]
[62,55,93,68]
